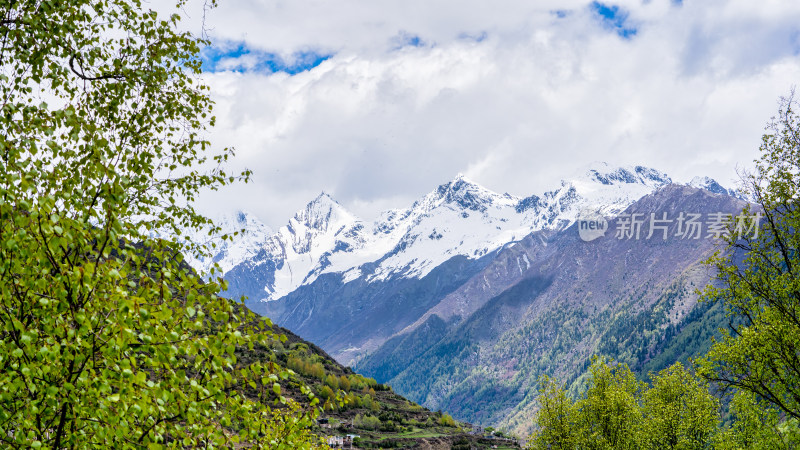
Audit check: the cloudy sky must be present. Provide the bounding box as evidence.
[173,0,800,228]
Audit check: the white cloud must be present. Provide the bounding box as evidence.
[170,0,800,227]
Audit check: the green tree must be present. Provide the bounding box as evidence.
[325,374,339,391]
[353,413,381,431]
[529,359,643,450]
[528,375,580,450]
[309,362,326,379]
[714,391,793,450]
[0,0,324,448]
[438,413,457,427]
[529,360,719,450]
[320,385,335,399]
[575,359,643,449]
[640,363,719,450]
[338,374,351,392]
[698,92,800,425]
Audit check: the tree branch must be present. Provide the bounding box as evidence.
[68,54,125,82]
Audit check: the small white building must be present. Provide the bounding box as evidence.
[326,434,359,448]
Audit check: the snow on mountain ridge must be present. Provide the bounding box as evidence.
[183,210,273,275]
[291,192,355,232]
[188,165,704,302]
[511,164,672,231]
[569,162,671,185]
[365,174,526,282]
[368,165,675,279]
[256,193,384,300]
[417,173,519,214]
[688,176,742,198]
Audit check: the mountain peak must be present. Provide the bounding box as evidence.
[191,162,695,304]
[211,210,272,235]
[293,191,356,231]
[428,174,514,213]
[312,191,336,203]
[687,176,742,198]
[568,162,672,189]
[232,209,261,225]
[451,172,470,182]
[442,173,480,189]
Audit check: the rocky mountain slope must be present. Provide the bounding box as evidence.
[356,184,749,434]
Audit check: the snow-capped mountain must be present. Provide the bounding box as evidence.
[186,163,690,303]
[688,176,743,199]
[183,210,273,276]
[516,162,673,229]
[258,193,375,300]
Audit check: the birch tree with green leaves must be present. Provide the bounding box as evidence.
[0,0,324,448]
[698,92,800,429]
[528,360,719,450]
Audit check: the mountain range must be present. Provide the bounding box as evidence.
[185,163,748,434]
[189,163,682,302]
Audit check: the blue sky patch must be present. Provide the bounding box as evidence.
[458,31,488,43]
[552,10,571,19]
[590,2,638,39]
[391,31,428,50]
[201,42,332,74]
